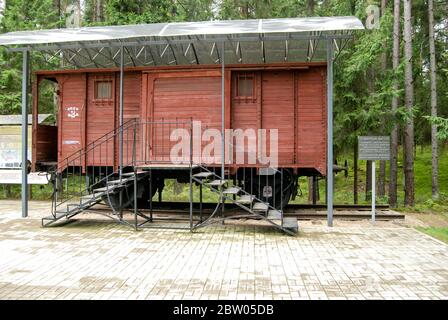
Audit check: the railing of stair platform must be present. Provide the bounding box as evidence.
[48,118,197,230]
[189,134,296,235]
[48,118,295,234]
[190,165,295,236]
[131,120,195,231]
[50,118,139,225]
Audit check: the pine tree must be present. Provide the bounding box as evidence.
[389,0,400,208]
[403,0,415,206]
[0,0,61,115]
[428,0,439,200]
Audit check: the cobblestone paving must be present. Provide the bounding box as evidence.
[0,201,447,300]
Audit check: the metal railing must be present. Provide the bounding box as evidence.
[49,118,294,233]
[51,119,138,217]
[50,119,195,218]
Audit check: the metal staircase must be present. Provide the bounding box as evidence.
[42,171,150,226]
[42,119,141,227]
[42,118,298,236]
[191,165,298,236]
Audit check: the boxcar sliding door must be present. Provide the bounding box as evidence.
[143,71,221,164]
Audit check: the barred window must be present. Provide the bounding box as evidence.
[236,74,255,98]
[94,81,112,100]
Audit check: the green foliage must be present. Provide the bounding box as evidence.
[425,116,448,141]
[0,0,447,211]
[218,0,309,19]
[333,8,397,153]
[0,0,63,115]
[104,0,177,25]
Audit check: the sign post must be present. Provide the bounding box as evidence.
[358,136,390,223]
[372,160,375,223]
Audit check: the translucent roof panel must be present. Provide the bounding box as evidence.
[0,16,364,47]
[0,17,364,67]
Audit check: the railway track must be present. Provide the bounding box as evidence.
[85,201,404,221]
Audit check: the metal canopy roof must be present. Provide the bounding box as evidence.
[0,16,364,68]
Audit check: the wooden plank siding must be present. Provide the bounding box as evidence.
[34,65,327,175]
[86,73,115,167]
[151,73,221,163]
[57,73,86,166]
[261,70,295,165]
[114,72,142,168]
[296,67,327,174]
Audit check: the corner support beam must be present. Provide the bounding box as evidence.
[326,39,334,227]
[21,50,29,218]
[119,45,124,178]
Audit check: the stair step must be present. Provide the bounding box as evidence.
[253,202,269,212]
[223,186,241,195]
[92,185,120,193]
[80,194,103,202]
[106,177,132,185]
[44,211,71,221]
[206,179,227,187]
[122,171,146,177]
[54,209,69,215]
[267,209,282,220]
[236,195,254,204]
[66,202,82,208]
[193,172,214,179]
[283,217,298,233]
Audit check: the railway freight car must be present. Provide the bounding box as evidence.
[33,64,327,205]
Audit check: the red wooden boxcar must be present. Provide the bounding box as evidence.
[33,63,326,171]
[32,62,327,208]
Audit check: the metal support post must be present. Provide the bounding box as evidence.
[119,46,125,218]
[199,183,203,223]
[133,124,138,231]
[221,42,225,221]
[119,45,124,178]
[21,50,29,218]
[326,38,334,227]
[372,160,376,224]
[189,122,193,231]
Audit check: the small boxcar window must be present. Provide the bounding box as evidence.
[94,80,112,100]
[236,74,255,98]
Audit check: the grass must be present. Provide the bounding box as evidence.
[1,145,446,211]
[290,145,448,209]
[416,227,448,244]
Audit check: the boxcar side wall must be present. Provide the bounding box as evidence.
[231,67,327,175]
[35,64,327,175]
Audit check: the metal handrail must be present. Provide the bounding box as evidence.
[51,119,139,216]
[55,118,137,172]
[50,119,196,218]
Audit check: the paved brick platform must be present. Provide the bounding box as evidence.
[0,200,447,300]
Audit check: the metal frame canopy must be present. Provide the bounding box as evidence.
[0,16,363,66]
[0,16,364,226]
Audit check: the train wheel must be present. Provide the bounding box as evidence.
[102,177,157,211]
[243,169,294,210]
